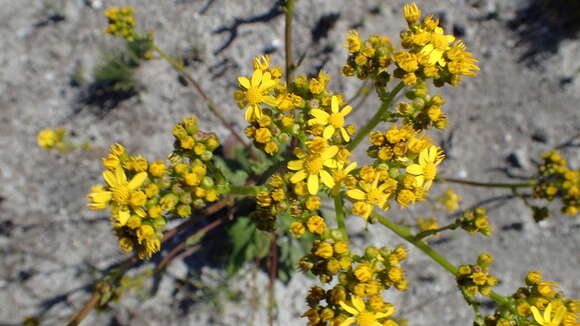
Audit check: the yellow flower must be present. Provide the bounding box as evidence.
[419,27,455,66]
[347,176,396,219]
[339,296,394,326]
[403,3,421,24]
[87,166,148,225]
[406,145,444,190]
[238,69,278,122]
[531,303,567,326]
[309,96,353,141]
[288,141,338,195]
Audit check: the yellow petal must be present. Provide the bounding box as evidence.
[406,164,423,175]
[344,162,357,173]
[263,95,277,107]
[245,107,253,122]
[323,126,335,139]
[531,306,544,324]
[290,170,307,183]
[115,166,127,185]
[340,128,350,142]
[319,170,335,188]
[423,180,433,190]
[89,191,112,203]
[544,303,553,323]
[238,77,250,89]
[307,174,319,195]
[331,96,339,113]
[339,301,359,316]
[251,69,262,86]
[128,172,147,190]
[311,109,330,121]
[352,296,365,313]
[103,170,117,188]
[287,160,304,171]
[321,145,338,160]
[341,105,352,116]
[347,189,366,200]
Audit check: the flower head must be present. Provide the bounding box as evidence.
[288,138,338,195]
[309,96,352,141]
[237,69,278,122]
[531,302,567,326]
[339,296,394,326]
[406,145,444,190]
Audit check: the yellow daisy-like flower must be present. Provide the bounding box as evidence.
[288,144,338,195]
[420,27,455,66]
[531,302,567,326]
[339,296,394,326]
[346,176,396,219]
[237,69,278,122]
[309,96,353,141]
[406,145,444,190]
[87,166,147,225]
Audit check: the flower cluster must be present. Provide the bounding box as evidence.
[87,116,225,259]
[397,3,479,87]
[87,144,164,259]
[301,244,408,326]
[416,216,439,233]
[456,208,493,237]
[482,271,578,326]
[37,127,68,152]
[456,252,498,297]
[342,31,395,86]
[434,188,461,212]
[532,150,579,216]
[104,7,136,41]
[396,82,448,130]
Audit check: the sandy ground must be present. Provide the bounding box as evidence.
[0,0,578,325]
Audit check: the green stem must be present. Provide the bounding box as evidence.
[150,43,247,146]
[439,177,535,189]
[284,0,295,85]
[334,194,347,240]
[374,213,457,275]
[376,212,512,308]
[414,223,458,240]
[347,82,405,152]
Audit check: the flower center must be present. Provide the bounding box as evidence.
[423,163,436,181]
[112,185,130,204]
[328,113,344,128]
[305,156,323,174]
[246,88,263,105]
[366,189,384,205]
[357,312,378,326]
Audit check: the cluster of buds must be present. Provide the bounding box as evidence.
[482,271,579,326]
[416,216,439,233]
[532,150,579,216]
[396,82,448,130]
[456,252,498,297]
[342,31,395,86]
[301,245,407,326]
[456,208,494,237]
[104,7,136,41]
[87,116,226,259]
